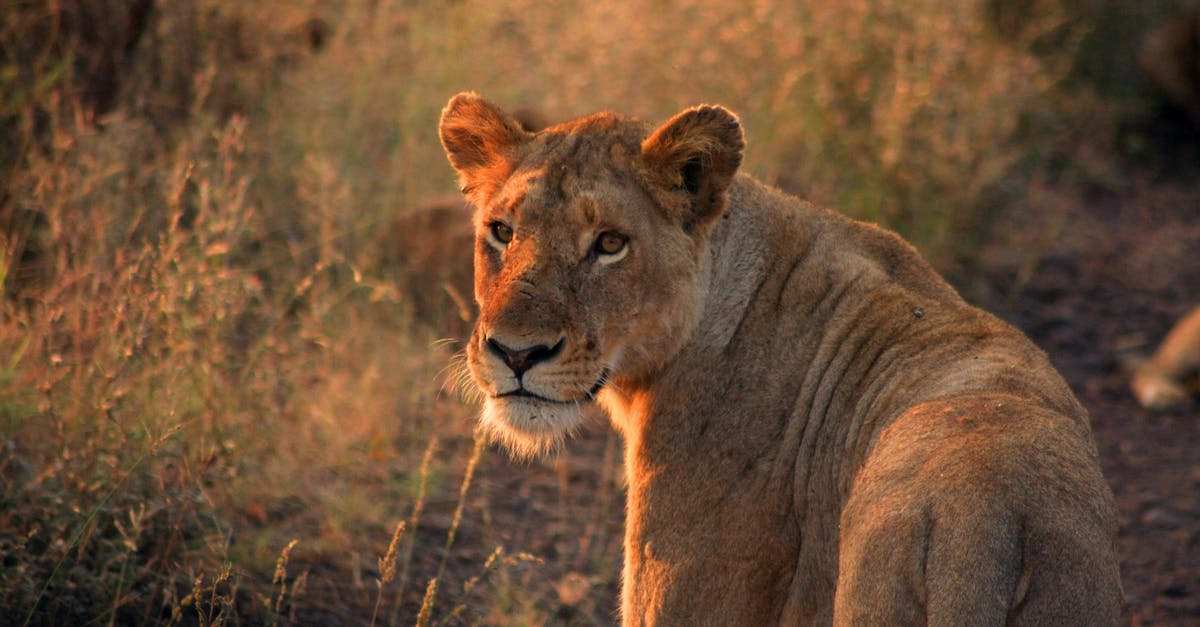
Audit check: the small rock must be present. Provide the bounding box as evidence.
[1140,506,1180,530]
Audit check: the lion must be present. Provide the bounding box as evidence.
[438,93,1121,625]
[1131,305,1200,410]
[379,196,477,336]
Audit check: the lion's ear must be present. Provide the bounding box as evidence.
[439,93,531,203]
[641,105,745,232]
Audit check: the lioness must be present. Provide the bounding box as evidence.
[1132,305,1200,410]
[439,93,1121,625]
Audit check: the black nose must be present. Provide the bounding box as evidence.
[485,337,564,378]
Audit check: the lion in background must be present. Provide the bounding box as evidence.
[1132,305,1200,410]
[378,195,476,336]
[439,93,1121,625]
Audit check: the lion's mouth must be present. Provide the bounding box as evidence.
[494,370,609,405]
[496,389,576,404]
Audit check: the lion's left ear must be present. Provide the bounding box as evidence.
[641,105,745,232]
[439,92,532,203]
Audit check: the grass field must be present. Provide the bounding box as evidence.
[1,1,1192,624]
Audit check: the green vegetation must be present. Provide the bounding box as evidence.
[0,1,1184,624]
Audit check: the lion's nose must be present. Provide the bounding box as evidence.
[485,337,564,378]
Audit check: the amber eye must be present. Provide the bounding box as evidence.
[489,222,513,245]
[594,231,627,256]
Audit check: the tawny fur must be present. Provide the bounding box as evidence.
[1132,305,1200,410]
[439,93,1122,625]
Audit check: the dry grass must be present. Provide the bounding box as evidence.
[0,0,1173,624]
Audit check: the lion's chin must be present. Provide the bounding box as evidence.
[479,396,587,460]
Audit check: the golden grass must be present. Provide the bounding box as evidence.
[0,0,1158,624]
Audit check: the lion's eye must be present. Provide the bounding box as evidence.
[489,222,514,246]
[593,231,627,256]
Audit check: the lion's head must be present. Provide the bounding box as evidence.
[438,93,744,457]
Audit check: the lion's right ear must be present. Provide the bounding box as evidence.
[439,93,531,203]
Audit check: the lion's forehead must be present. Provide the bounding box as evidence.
[497,166,645,237]
[480,122,662,260]
[518,121,645,186]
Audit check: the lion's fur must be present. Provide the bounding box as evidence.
[439,93,1122,625]
[1132,305,1200,410]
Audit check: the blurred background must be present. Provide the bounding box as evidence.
[2,1,1198,624]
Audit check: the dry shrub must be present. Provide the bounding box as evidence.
[1,2,470,625]
[0,110,273,623]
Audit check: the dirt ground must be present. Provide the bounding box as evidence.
[393,155,1200,626]
[981,179,1200,626]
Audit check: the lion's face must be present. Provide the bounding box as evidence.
[466,167,699,456]
[439,93,744,457]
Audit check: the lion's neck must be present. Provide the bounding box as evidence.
[599,178,774,436]
[689,191,772,352]
[609,176,928,622]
